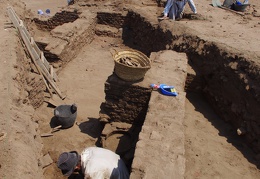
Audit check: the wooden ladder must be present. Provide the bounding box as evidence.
[7,6,66,99]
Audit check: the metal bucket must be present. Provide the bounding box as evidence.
[223,0,234,8]
[54,104,77,129]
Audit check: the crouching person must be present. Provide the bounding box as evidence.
[57,147,130,179]
[160,0,197,20]
[67,0,74,5]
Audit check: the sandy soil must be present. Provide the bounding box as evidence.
[0,0,259,179]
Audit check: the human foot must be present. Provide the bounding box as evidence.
[158,16,169,20]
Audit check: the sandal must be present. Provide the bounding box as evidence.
[158,16,169,20]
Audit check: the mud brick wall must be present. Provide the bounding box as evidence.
[59,18,96,68]
[33,11,80,31]
[100,77,151,125]
[36,42,61,63]
[26,75,45,108]
[97,12,128,29]
[124,10,260,154]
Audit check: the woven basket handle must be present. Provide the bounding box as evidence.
[110,48,118,59]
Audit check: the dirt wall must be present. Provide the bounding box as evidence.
[0,3,45,178]
[16,42,46,109]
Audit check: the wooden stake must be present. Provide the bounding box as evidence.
[218,6,245,16]
[41,133,53,137]
[34,59,53,98]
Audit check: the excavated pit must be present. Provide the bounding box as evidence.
[15,4,259,179]
[95,10,260,155]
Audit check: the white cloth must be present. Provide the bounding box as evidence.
[81,147,129,179]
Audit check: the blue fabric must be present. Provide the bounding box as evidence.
[168,0,186,20]
[163,0,197,20]
[187,0,197,13]
[163,0,174,16]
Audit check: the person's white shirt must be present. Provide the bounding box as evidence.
[81,147,129,179]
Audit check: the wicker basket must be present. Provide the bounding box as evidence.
[112,50,151,81]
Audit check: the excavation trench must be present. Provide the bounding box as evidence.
[97,10,260,154]
[19,6,260,179]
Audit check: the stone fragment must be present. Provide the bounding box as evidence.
[39,154,53,168]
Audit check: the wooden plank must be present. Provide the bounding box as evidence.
[40,52,44,62]
[22,23,31,39]
[7,7,20,27]
[10,6,21,24]
[31,37,41,56]
[41,133,53,137]
[50,65,54,78]
[33,56,53,97]
[40,69,66,99]
[218,6,245,16]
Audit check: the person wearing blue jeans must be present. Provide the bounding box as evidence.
[187,0,197,14]
[67,0,74,5]
[159,0,197,20]
[169,0,186,20]
[160,0,174,19]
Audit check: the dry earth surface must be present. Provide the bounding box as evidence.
[0,0,260,179]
